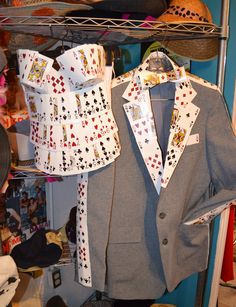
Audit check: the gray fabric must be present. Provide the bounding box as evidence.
[87,79,236,299]
[151,83,175,158]
[7,119,30,136]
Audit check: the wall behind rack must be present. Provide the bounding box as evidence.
[192,0,236,113]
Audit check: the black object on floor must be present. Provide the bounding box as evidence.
[113,299,155,307]
[46,295,67,307]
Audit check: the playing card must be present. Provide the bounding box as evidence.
[25,92,40,121]
[131,113,156,143]
[87,44,99,76]
[22,52,54,89]
[122,77,143,102]
[67,47,89,87]
[100,110,118,135]
[125,107,163,193]
[34,131,121,175]
[138,70,168,88]
[44,67,70,94]
[25,80,112,127]
[30,121,40,144]
[138,136,163,194]
[34,145,57,174]
[144,139,163,193]
[161,83,199,187]
[184,203,231,225]
[56,44,105,91]
[123,100,152,124]
[112,70,135,88]
[168,104,199,153]
[76,172,92,287]
[70,81,110,120]
[17,49,39,82]
[186,133,199,146]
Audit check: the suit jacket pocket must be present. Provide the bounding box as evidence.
[184,142,203,154]
[109,226,142,244]
[177,223,209,267]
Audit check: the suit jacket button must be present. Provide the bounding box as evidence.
[159,212,166,219]
[162,238,168,245]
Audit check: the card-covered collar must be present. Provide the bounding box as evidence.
[122,52,200,193]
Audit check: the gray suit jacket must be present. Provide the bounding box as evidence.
[86,70,236,299]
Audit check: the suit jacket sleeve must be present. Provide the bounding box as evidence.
[184,87,236,224]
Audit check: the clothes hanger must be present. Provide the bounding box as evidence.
[80,290,114,306]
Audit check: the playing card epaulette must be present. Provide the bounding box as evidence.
[187,72,219,91]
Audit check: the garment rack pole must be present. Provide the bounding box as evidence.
[208,0,230,307]
[217,0,230,91]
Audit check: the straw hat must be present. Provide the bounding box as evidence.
[156,0,219,61]
[0,1,92,17]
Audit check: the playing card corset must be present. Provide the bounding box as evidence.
[24,81,112,125]
[56,44,105,90]
[18,44,106,91]
[34,131,120,175]
[30,109,118,151]
[18,45,121,175]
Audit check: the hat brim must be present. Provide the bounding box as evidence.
[8,33,57,54]
[0,2,92,17]
[160,37,219,61]
[1,1,92,53]
[0,124,11,190]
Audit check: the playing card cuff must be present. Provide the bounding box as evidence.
[34,132,121,175]
[183,202,234,225]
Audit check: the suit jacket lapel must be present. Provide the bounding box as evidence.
[161,80,199,188]
[122,54,200,193]
[123,75,164,194]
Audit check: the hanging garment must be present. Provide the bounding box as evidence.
[82,52,236,299]
[17,45,121,175]
[221,205,235,282]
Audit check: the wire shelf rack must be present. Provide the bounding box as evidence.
[10,167,62,180]
[0,15,222,45]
